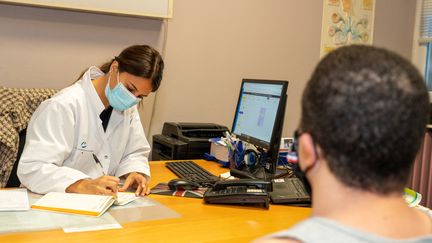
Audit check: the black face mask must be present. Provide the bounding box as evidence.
[292,130,312,195]
[292,161,312,195]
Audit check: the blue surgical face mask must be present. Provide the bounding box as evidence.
[105,71,141,111]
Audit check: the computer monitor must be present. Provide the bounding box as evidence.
[232,79,288,179]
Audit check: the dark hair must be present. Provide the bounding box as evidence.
[300,45,429,194]
[100,45,164,92]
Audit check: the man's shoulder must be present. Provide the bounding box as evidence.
[272,217,333,242]
[258,217,432,243]
[254,218,329,243]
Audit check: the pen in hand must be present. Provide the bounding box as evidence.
[92,153,105,176]
[93,153,120,197]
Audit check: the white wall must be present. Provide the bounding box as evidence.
[0,0,418,144]
[0,4,166,135]
[150,0,417,141]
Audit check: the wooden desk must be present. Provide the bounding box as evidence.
[0,160,311,243]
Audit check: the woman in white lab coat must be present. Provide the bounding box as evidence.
[17,45,164,197]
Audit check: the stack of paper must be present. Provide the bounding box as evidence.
[0,188,30,211]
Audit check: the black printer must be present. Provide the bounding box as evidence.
[152,122,229,161]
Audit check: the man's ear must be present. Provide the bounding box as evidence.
[298,133,317,171]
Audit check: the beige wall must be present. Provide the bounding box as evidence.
[1,0,417,144]
[374,0,416,59]
[151,0,322,142]
[150,0,417,140]
[0,4,166,135]
[0,5,165,89]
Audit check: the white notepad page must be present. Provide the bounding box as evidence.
[32,192,115,217]
[115,192,139,206]
[31,192,140,217]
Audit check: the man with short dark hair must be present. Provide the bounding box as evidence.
[256,45,432,242]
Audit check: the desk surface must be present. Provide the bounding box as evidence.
[0,160,311,243]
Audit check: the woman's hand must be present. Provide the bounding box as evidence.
[66,176,120,196]
[118,172,149,196]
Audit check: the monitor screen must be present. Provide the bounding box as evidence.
[231,79,288,177]
[232,79,288,150]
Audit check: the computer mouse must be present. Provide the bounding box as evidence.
[168,178,200,191]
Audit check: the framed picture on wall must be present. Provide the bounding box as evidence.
[320,0,375,57]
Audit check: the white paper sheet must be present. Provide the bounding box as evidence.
[114,192,139,206]
[0,188,30,211]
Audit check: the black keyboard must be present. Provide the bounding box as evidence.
[166,161,219,186]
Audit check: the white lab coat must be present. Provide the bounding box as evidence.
[17,66,151,194]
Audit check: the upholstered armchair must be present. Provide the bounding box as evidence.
[0,86,57,187]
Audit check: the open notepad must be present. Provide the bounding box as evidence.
[31,192,139,217]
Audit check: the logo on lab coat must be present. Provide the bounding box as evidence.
[81,141,87,149]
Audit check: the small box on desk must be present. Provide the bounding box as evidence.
[209,140,230,164]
